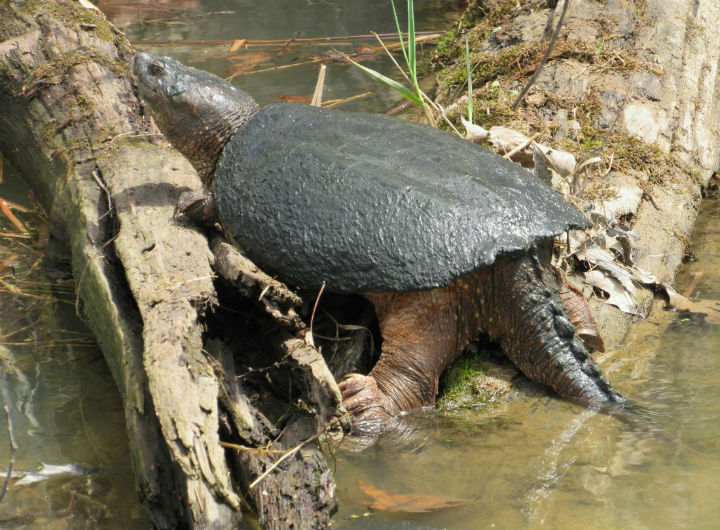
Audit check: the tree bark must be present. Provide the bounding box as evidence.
[0,1,344,528]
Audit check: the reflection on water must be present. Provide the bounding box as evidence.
[115,0,457,111]
[334,199,720,529]
[2,0,719,528]
[0,166,148,529]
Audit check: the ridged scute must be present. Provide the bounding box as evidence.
[215,102,590,292]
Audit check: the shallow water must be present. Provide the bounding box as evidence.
[0,166,147,529]
[1,1,719,528]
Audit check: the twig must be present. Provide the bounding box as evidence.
[323,91,372,109]
[283,32,302,48]
[219,441,284,454]
[0,198,28,233]
[311,64,327,107]
[503,133,539,160]
[309,281,326,344]
[0,406,18,505]
[133,31,445,48]
[511,0,570,108]
[248,413,349,489]
[90,170,113,221]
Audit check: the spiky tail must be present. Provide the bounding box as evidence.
[485,247,626,412]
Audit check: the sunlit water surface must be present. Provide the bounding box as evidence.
[1,1,719,528]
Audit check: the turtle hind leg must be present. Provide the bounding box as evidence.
[339,287,463,432]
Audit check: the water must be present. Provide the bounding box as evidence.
[117,0,458,112]
[1,1,719,528]
[0,165,147,529]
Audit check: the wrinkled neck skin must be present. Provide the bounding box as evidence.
[149,92,258,186]
[366,243,624,416]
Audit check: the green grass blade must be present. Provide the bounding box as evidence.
[343,55,423,106]
[407,0,416,79]
[465,35,473,124]
[390,0,409,67]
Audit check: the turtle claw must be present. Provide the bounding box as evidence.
[339,374,394,428]
[175,189,219,227]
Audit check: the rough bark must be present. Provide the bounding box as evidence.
[0,1,344,528]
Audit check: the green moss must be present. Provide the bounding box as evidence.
[24,0,116,42]
[436,351,490,409]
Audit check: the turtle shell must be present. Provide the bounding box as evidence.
[214,102,589,293]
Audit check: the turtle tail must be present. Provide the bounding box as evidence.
[483,246,626,413]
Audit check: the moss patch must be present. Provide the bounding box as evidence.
[437,350,491,410]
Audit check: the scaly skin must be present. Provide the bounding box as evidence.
[340,245,624,433]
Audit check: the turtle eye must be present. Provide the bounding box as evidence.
[149,62,163,76]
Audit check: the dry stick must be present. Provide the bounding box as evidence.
[0,406,18,505]
[502,133,539,160]
[0,199,28,233]
[311,64,327,107]
[323,91,372,109]
[219,441,284,454]
[90,170,113,221]
[511,0,571,108]
[134,31,444,48]
[248,413,349,490]
[309,281,326,344]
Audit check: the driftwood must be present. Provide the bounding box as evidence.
[0,1,346,528]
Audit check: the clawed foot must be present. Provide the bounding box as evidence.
[175,189,219,227]
[339,374,397,431]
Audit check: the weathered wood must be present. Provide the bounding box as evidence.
[210,235,305,331]
[0,1,343,528]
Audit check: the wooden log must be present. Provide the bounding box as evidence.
[0,1,343,528]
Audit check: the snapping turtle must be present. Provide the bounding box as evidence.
[133,53,626,429]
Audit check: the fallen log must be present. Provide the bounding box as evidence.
[0,1,345,528]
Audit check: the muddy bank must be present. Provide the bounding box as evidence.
[432,0,718,397]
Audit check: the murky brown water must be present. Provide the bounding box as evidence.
[1,1,719,528]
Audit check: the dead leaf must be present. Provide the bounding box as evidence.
[77,0,100,12]
[358,480,474,513]
[532,143,576,177]
[584,269,640,315]
[462,122,576,176]
[461,118,489,143]
[229,39,246,52]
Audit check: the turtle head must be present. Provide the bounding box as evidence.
[133,53,259,185]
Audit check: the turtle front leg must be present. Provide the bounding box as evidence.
[339,288,463,431]
[175,189,219,228]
